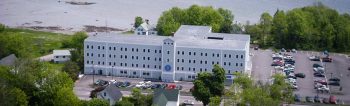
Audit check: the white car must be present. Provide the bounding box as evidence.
[275,66,284,70]
[317,85,330,93]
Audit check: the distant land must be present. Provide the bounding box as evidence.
[1,0,349,33]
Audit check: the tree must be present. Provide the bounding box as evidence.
[156,5,233,36]
[134,16,143,28]
[54,87,81,106]
[87,98,109,106]
[259,12,273,47]
[0,87,28,106]
[0,23,5,32]
[192,64,226,106]
[209,96,221,106]
[62,61,80,81]
[224,83,242,106]
[128,88,152,106]
[64,32,88,70]
[192,80,211,106]
[115,97,134,106]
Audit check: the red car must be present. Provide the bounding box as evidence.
[322,57,333,62]
[329,95,337,104]
[166,84,176,89]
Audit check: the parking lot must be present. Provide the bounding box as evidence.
[74,49,350,105]
[251,49,350,104]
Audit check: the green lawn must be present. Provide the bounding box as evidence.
[5,28,72,58]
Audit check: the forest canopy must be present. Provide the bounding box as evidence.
[246,3,350,52]
[156,5,234,36]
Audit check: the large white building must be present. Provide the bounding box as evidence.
[84,25,250,82]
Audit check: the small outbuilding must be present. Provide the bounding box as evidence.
[53,50,71,63]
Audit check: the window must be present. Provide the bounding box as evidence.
[91,53,93,57]
[154,65,157,68]
[133,72,136,75]
[205,53,207,56]
[189,52,191,55]
[189,60,191,63]
[102,54,105,57]
[229,62,231,66]
[143,49,145,52]
[132,48,134,52]
[109,47,111,50]
[125,48,127,51]
[143,64,145,68]
[102,46,104,50]
[120,55,123,59]
[136,56,138,60]
[224,62,226,65]
[132,64,134,67]
[167,59,169,62]
[148,57,150,60]
[217,54,219,57]
[120,71,123,74]
[87,45,89,49]
[240,63,243,66]
[98,54,100,57]
[212,61,214,65]
[125,55,127,59]
[182,59,184,63]
[132,56,134,59]
[147,65,149,68]
[177,51,180,54]
[205,61,207,64]
[120,48,123,51]
[155,58,157,61]
[182,51,184,55]
[212,53,215,57]
[114,55,116,58]
[104,92,106,96]
[102,62,104,65]
[91,46,93,49]
[143,57,145,60]
[224,54,226,58]
[98,46,100,49]
[136,48,139,52]
[148,49,150,53]
[200,60,203,64]
[109,54,111,58]
[159,66,161,69]
[155,50,157,53]
[98,61,100,65]
[201,53,203,56]
[159,58,161,61]
[87,61,89,64]
[109,62,111,66]
[120,63,123,66]
[114,47,116,50]
[181,67,184,70]
[193,60,196,63]
[236,63,238,66]
[241,55,244,59]
[229,54,231,58]
[236,55,239,58]
[177,59,179,62]
[177,67,179,70]
[136,64,138,67]
[87,53,89,56]
[167,51,170,54]
[159,50,161,53]
[193,68,195,71]
[194,52,196,56]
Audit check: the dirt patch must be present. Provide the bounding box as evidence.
[64,1,96,5]
[27,26,65,31]
[84,25,124,32]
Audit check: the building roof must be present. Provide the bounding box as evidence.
[153,89,179,106]
[99,84,123,101]
[0,54,17,66]
[138,23,156,31]
[85,25,250,50]
[53,50,71,56]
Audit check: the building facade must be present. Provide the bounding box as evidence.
[134,23,157,35]
[84,25,250,82]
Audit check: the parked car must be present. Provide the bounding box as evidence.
[295,73,305,78]
[151,84,161,89]
[322,57,333,62]
[329,77,340,82]
[292,49,297,53]
[313,67,325,73]
[115,82,124,87]
[314,73,325,77]
[314,79,327,85]
[313,63,323,68]
[182,100,194,106]
[121,81,130,87]
[254,47,259,50]
[294,94,301,102]
[314,96,322,103]
[309,56,320,61]
[329,95,337,104]
[281,48,286,52]
[323,98,330,104]
[328,81,340,86]
[317,86,330,93]
[166,84,176,89]
[95,79,108,86]
[306,96,315,103]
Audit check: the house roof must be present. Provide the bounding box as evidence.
[0,54,17,66]
[100,84,123,101]
[53,50,71,56]
[153,89,179,106]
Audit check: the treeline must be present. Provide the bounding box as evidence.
[246,3,350,52]
[156,5,235,36]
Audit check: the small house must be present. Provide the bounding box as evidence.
[97,84,123,106]
[134,20,157,35]
[153,89,180,106]
[53,50,71,63]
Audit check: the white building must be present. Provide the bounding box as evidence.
[53,50,71,63]
[134,23,157,35]
[84,25,250,82]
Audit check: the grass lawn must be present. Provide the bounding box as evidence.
[5,28,72,58]
[44,61,65,71]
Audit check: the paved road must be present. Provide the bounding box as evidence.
[251,49,274,83]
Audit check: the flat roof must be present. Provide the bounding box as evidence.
[85,25,250,50]
[53,50,71,56]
